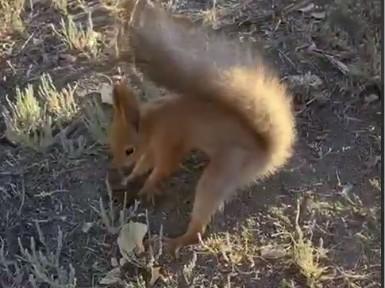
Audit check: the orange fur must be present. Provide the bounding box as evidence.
[109,2,296,256]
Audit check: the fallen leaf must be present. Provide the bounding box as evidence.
[118,221,148,260]
[32,38,43,45]
[364,94,379,104]
[286,72,323,88]
[59,53,77,63]
[311,11,326,19]
[298,3,315,13]
[260,245,287,259]
[341,183,353,195]
[111,257,119,267]
[100,83,113,104]
[149,267,162,286]
[119,257,127,266]
[99,267,121,285]
[81,222,93,233]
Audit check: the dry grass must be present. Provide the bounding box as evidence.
[2,73,79,150]
[290,199,330,287]
[201,218,260,266]
[0,0,25,36]
[324,1,381,81]
[198,190,379,287]
[2,84,54,150]
[0,0,380,287]
[38,73,79,125]
[18,225,77,288]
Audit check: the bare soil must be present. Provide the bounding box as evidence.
[0,0,382,287]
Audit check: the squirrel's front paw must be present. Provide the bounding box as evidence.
[120,173,137,186]
[138,186,161,205]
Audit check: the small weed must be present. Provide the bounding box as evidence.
[98,175,138,234]
[2,84,54,150]
[199,0,219,29]
[6,85,43,129]
[291,237,329,287]
[201,219,259,266]
[18,224,77,288]
[289,199,330,288]
[38,73,79,125]
[0,238,24,285]
[2,74,79,150]
[198,0,238,29]
[82,96,110,145]
[52,13,102,58]
[182,252,198,286]
[59,135,88,158]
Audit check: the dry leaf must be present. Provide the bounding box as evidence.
[59,54,77,63]
[260,245,287,259]
[32,38,43,45]
[119,257,127,266]
[149,267,162,286]
[118,221,148,260]
[111,257,119,267]
[298,3,315,13]
[341,183,353,195]
[311,11,326,19]
[100,83,113,104]
[286,72,323,88]
[99,267,121,285]
[364,94,379,104]
[81,222,93,233]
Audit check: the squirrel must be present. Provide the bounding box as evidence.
[108,0,296,256]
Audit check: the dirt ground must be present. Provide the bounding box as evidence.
[0,0,382,287]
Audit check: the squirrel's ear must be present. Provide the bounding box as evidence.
[112,79,140,131]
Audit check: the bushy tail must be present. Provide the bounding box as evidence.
[122,1,296,175]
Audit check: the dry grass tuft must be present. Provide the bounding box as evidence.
[52,13,102,58]
[201,218,260,266]
[2,74,79,150]
[82,96,110,145]
[18,224,77,287]
[38,73,79,125]
[2,84,54,150]
[289,199,330,288]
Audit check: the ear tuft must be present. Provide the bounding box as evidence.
[111,78,140,130]
[112,78,128,109]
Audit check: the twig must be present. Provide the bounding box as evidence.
[19,32,35,53]
[17,174,26,216]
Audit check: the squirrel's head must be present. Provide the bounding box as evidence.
[109,79,140,169]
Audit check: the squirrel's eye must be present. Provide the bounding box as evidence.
[125,147,134,156]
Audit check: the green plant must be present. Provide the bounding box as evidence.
[2,84,54,150]
[82,96,110,145]
[38,73,79,124]
[52,13,102,58]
